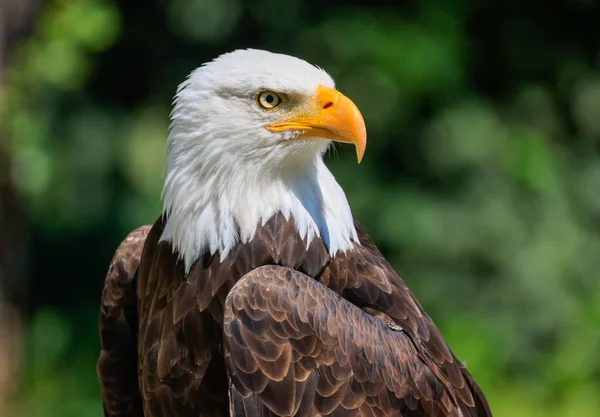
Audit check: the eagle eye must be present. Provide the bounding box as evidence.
[257,91,282,110]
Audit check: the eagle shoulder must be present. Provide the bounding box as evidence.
[97,225,151,417]
[224,265,472,416]
[318,216,493,417]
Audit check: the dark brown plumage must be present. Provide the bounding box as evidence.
[98,214,492,417]
[97,226,149,417]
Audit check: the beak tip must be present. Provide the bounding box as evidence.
[356,140,366,164]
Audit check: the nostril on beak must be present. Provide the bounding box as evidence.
[323,102,333,109]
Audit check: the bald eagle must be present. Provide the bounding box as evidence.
[97,49,492,417]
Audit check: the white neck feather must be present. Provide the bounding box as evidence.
[160,143,358,272]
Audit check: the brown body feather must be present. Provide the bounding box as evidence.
[97,226,150,417]
[98,214,492,417]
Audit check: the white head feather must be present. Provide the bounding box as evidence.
[160,49,360,271]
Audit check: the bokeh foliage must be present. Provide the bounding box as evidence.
[3,0,600,416]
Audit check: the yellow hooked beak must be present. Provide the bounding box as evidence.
[266,86,367,163]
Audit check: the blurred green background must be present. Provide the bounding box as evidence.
[1,0,600,416]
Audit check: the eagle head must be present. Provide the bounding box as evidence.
[162,49,365,270]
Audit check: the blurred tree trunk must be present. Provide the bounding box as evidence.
[0,0,40,413]
[0,152,24,415]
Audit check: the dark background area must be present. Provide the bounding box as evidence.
[1,0,600,416]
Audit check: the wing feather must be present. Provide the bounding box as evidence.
[318,217,492,417]
[224,265,472,417]
[97,226,150,417]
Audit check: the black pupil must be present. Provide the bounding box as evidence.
[265,94,274,104]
